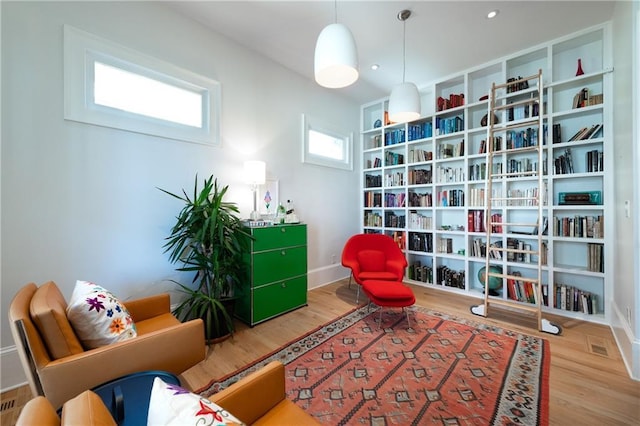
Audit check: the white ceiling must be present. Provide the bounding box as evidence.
[167,1,616,104]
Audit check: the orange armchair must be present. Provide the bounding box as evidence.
[341,234,408,302]
[8,281,206,410]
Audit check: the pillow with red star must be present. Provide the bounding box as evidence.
[147,377,244,426]
[66,280,137,349]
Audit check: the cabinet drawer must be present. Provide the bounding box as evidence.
[252,224,306,251]
[252,276,307,323]
[252,246,306,286]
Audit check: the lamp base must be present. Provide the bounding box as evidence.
[249,210,261,220]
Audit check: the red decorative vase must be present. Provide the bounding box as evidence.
[576,58,585,76]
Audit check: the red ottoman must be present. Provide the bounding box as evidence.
[361,280,415,328]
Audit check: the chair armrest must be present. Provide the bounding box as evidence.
[386,259,408,280]
[61,391,116,426]
[124,294,171,322]
[209,361,286,425]
[16,396,60,426]
[38,319,205,409]
[341,259,360,276]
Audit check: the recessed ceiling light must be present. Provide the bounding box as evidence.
[487,10,499,19]
[371,64,380,71]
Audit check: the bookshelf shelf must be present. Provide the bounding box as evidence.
[359,23,612,326]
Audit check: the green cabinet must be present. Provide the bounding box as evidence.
[236,224,308,326]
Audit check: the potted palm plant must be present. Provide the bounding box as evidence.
[159,175,251,341]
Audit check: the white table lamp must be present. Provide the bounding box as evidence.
[244,160,266,220]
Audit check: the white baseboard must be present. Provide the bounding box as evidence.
[0,345,28,392]
[610,302,640,381]
[307,264,349,290]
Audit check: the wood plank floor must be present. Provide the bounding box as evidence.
[3,279,639,425]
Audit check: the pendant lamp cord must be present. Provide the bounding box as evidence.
[402,18,406,83]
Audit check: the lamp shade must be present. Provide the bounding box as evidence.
[243,160,266,185]
[388,82,421,123]
[314,23,359,88]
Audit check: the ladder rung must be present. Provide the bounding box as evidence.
[491,170,539,178]
[490,196,539,201]
[491,120,541,133]
[492,72,542,90]
[491,145,541,155]
[490,246,539,255]
[486,272,540,284]
[492,97,540,111]
[487,298,540,312]
[490,221,538,227]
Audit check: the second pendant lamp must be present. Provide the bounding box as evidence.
[388,10,421,123]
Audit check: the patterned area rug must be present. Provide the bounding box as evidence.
[198,305,550,425]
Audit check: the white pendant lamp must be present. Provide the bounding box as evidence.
[388,10,421,123]
[314,1,359,88]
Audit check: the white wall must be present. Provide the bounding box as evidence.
[0,1,359,390]
[611,0,640,380]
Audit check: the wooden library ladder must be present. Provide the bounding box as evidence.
[470,70,562,335]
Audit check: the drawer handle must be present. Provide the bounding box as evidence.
[281,250,286,256]
[281,282,286,288]
[281,228,286,233]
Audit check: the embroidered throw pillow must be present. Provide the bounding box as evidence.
[147,377,244,426]
[66,280,137,349]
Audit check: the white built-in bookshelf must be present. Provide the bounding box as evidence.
[360,23,612,325]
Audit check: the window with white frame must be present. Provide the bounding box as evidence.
[302,114,353,170]
[64,25,220,145]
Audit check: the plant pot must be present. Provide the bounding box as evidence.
[204,298,236,343]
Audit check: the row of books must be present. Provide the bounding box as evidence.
[553,215,604,238]
[384,193,406,208]
[385,151,404,166]
[363,192,382,208]
[407,122,433,141]
[506,272,538,304]
[385,212,405,228]
[507,101,539,122]
[436,266,465,289]
[408,148,433,163]
[437,189,464,207]
[384,129,405,146]
[507,157,541,175]
[364,174,382,188]
[506,187,545,206]
[435,116,464,135]
[467,187,503,207]
[436,166,465,183]
[568,123,603,141]
[408,262,433,283]
[437,140,464,159]
[586,149,604,172]
[364,212,382,227]
[436,237,454,254]
[408,168,432,185]
[506,76,530,93]
[572,88,603,109]
[365,157,382,169]
[554,148,574,174]
[587,243,604,273]
[467,210,486,233]
[384,172,405,187]
[468,162,503,181]
[554,284,598,314]
[478,136,503,154]
[408,232,433,253]
[408,191,433,207]
[408,211,432,230]
[437,93,465,111]
[506,128,540,149]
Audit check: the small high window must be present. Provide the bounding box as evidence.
[302,114,353,170]
[64,25,220,145]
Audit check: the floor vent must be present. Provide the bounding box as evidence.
[0,399,15,412]
[587,335,610,358]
